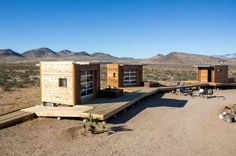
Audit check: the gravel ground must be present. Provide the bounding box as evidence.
[1,89,236,156]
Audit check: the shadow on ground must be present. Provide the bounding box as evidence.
[108,125,133,132]
[108,93,188,124]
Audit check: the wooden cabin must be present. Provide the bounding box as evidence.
[107,64,143,88]
[195,65,229,83]
[40,61,100,106]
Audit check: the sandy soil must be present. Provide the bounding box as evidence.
[0,87,40,115]
[1,89,236,156]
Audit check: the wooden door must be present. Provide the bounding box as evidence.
[200,69,208,82]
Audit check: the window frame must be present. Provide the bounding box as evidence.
[80,70,94,98]
[123,69,137,86]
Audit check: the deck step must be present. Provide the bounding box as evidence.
[0,111,36,129]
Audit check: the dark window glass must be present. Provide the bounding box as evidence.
[59,78,67,87]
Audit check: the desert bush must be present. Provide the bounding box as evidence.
[80,114,105,135]
[23,77,31,84]
[143,64,197,82]
[0,78,6,86]
[16,81,25,88]
[0,63,40,88]
[3,82,14,91]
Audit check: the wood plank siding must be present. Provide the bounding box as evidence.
[40,61,100,106]
[196,65,229,83]
[107,64,143,88]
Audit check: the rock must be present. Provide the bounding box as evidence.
[225,114,233,123]
[219,113,224,120]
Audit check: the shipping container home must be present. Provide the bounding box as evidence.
[40,61,100,106]
[107,64,143,88]
[195,65,229,83]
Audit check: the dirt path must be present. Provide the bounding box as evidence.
[0,89,236,156]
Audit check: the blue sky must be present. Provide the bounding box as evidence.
[0,0,235,58]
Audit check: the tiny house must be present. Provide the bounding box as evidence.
[195,65,228,83]
[107,64,143,88]
[40,61,100,106]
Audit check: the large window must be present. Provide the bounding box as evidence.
[81,70,93,97]
[123,69,137,86]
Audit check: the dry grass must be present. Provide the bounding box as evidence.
[143,64,196,86]
[0,63,39,89]
[0,87,40,115]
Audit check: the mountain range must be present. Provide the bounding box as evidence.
[0,48,236,65]
[214,53,236,59]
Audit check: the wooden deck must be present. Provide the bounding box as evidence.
[1,82,235,129]
[22,105,93,118]
[83,83,209,120]
[21,83,209,121]
[0,110,35,129]
[209,82,236,87]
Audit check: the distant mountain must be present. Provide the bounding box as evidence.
[58,50,91,57]
[91,52,117,60]
[145,52,228,65]
[215,53,236,59]
[0,49,23,57]
[72,51,91,57]
[23,48,60,58]
[0,49,24,62]
[58,50,74,56]
[1,48,236,65]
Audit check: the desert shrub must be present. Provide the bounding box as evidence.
[0,78,6,86]
[18,72,29,79]
[23,77,31,84]
[0,73,8,86]
[32,77,40,86]
[80,114,105,135]
[16,81,25,88]
[0,63,40,88]
[26,69,34,75]
[3,82,14,91]
[143,64,196,82]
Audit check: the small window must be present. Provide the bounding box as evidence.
[59,78,67,87]
[113,73,116,78]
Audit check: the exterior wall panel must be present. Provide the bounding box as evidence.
[41,62,100,105]
[41,62,74,105]
[196,65,228,83]
[107,64,143,88]
[214,65,228,83]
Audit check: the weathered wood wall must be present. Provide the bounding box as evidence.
[198,68,209,82]
[214,65,228,83]
[107,64,143,88]
[197,65,229,83]
[41,62,101,105]
[107,64,120,88]
[41,61,74,105]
